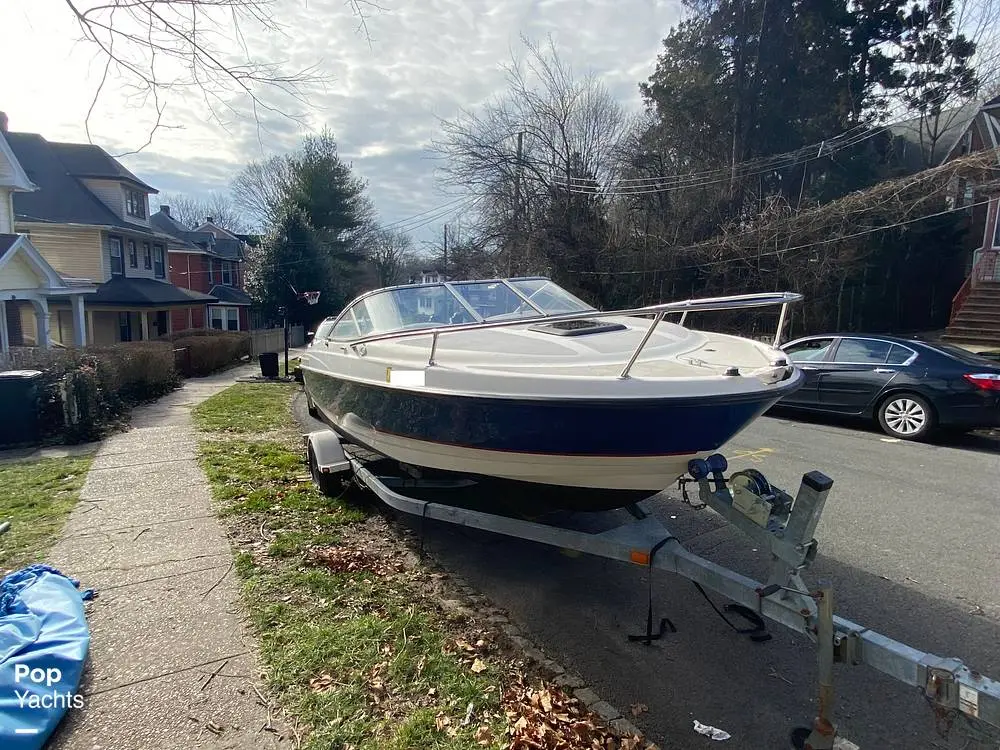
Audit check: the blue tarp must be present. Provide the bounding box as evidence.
[0,565,92,749]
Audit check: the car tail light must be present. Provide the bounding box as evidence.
[964,373,1000,391]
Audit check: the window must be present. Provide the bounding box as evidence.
[833,338,892,364]
[108,236,124,276]
[887,344,916,365]
[118,312,132,342]
[210,306,240,331]
[127,240,138,268]
[125,189,146,219]
[143,242,152,270]
[784,338,834,363]
[221,261,232,286]
[153,244,165,278]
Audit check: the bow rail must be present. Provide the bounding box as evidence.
[343,290,802,378]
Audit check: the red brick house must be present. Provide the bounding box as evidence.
[150,208,254,333]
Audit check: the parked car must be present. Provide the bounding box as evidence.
[775,334,1000,439]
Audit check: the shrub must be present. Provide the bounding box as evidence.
[170,331,251,377]
[1,342,180,444]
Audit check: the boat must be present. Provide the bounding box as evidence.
[300,277,803,510]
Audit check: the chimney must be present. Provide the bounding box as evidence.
[206,216,214,224]
[0,112,8,133]
[160,205,171,216]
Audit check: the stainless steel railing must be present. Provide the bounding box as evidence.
[341,291,802,379]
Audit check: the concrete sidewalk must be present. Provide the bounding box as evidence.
[47,366,291,749]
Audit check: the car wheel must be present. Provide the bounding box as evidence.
[877,393,934,440]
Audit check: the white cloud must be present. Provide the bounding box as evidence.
[0,0,682,245]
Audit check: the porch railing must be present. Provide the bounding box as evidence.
[950,248,1000,325]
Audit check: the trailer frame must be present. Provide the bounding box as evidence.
[306,428,1000,750]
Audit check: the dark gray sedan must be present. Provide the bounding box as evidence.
[775,334,1000,439]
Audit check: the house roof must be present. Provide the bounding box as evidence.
[211,238,245,261]
[0,233,18,260]
[149,210,213,253]
[0,131,37,192]
[47,141,157,192]
[4,132,167,237]
[208,285,253,305]
[888,102,982,170]
[89,276,217,307]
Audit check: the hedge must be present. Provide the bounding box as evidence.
[3,342,180,444]
[168,330,252,377]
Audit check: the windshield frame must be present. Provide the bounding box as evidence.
[326,277,596,342]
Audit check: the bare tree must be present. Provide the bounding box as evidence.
[358,226,414,286]
[433,35,633,270]
[231,154,295,229]
[56,0,384,153]
[160,191,247,232]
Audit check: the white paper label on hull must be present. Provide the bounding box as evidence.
[385,367,426,387]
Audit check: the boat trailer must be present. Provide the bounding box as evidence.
[306,429,1000,749]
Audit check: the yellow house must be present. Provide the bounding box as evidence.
[1,113,215,347]
[1,117,96,354]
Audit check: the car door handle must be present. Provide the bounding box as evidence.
[874,368,894,374]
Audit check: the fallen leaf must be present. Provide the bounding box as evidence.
[630,703,649,717]
[471,658,487,673]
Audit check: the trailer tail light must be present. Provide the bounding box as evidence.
[964,373,1000,391]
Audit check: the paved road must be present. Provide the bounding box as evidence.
[295,396,1000,749]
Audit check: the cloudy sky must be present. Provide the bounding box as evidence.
[1,0,682,248]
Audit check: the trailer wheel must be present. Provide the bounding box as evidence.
[308,444,341,497]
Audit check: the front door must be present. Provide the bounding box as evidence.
[817,337,901,414]
[781,337,836,407]
[154,310,169,337]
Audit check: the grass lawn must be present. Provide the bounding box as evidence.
[193,383,512,749]
[192,382,299,434]
[0,455,93,572]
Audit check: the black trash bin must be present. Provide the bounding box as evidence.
[259,352,279,378]
[0,369,43,447]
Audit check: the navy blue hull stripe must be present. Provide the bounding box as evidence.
[304,371,786,457]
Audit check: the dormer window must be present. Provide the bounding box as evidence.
[125,188,147,219]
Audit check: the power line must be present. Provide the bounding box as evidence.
[569,197,992,276]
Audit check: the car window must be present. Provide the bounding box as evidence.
[784,338,835,362]
[834,338,892,364]
[886,344,914,365]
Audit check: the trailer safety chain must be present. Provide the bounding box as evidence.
[677,478,706,509]
[628,536,677,645]
[692,581,772,643]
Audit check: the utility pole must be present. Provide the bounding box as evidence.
[514,131,524,271]
[443,223,448,279]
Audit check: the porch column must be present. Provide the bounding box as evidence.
[71,294,87,347]
[30,298,51,349]
[140,311,150,341]
[0,300,8,354]
[86,309,95,346]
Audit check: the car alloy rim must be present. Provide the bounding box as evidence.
[884,398,926,435]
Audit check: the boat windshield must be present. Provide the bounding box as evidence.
[327,278,595,340]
